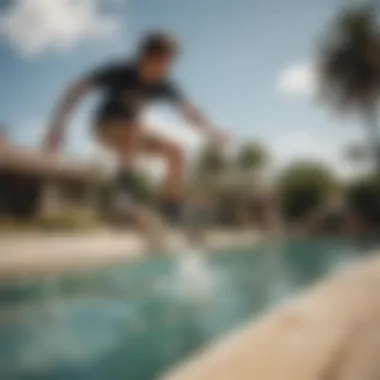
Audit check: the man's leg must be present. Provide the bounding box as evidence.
[96,119,140,173]
[95,121,172,250]
[141,130,186,223]
[95,120,150,223]
[95,121,186,222]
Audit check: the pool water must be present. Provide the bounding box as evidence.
[0,238,376,380]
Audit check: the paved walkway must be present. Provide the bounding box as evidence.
[163,253,380,380]
[0,230,256,279]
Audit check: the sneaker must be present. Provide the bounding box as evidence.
[112,169,140,215]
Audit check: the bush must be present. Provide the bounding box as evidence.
[0,217,29,233]
[277,162,337,222]
[36,211,103,231]
[0,212,103,233]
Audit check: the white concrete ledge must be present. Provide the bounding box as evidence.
[163,253,380,380]
[0,230,256,280]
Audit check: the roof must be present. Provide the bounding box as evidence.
[0,146,108,183]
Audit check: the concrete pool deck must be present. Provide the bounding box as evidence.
[0,229,257,280]
[163,252,380,380]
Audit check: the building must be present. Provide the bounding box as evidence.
[0,136,107,220]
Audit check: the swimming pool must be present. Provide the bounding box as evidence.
[0,238,376,380]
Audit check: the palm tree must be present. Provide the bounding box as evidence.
[319,5,380,175]
[234,142,269,192]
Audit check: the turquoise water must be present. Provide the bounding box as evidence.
[0,238,377,380]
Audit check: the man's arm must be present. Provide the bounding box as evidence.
[180,103,226,145]
[43,77,94,152]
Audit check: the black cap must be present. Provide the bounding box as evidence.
[139,31,179,58]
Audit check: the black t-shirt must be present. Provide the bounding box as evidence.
[90,61,185,122]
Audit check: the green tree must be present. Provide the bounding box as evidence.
[319,5,380,175]
[236,142,268,173]
[191,144,229,194]
[191,143,273,226]
[277,162,337,221]
[196,144,228,177]
[234,142,270,195]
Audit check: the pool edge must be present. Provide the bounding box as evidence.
[162,251,380,380]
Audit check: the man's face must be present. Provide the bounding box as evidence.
[140,54,175,82]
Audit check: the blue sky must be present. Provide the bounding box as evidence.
[0,0,368,175]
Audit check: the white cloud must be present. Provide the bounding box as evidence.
[271,131,336,164]
[0,0,120,56]
[276,62,319,97]
[268,129,367,178]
